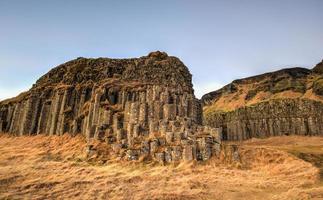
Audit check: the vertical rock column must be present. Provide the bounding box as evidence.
[48,91,64,135]
[84,88,103,139]
[57,89,70,135]
[27,97,42,135]
[8,103,21,135]
[37,100,52,134]
[0,120,3,133]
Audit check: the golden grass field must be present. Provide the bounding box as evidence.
[0,134,323,200]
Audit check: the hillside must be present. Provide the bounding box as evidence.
[202,61,323,113]
[202,61,323,140]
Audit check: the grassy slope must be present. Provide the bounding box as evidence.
[0,134,322,199]
[242,136,323,183]
[203,73,323,114]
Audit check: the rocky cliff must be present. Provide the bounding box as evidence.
[202,61,323,140]
[0,51,221,163]
[204,99,323,140]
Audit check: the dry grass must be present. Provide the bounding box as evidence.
[0,134,323,200]
[203,74,323,113]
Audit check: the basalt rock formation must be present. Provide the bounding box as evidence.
[205,99,323,140]
[0,51,221,163]
[202,61,323,140]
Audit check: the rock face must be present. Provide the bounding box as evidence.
[313,60,323,74]
[202,61,323,141]
[202,67,322,110]
[205,99,323,140]
[0,51,221,163]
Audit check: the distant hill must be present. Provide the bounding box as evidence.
[202,60,323,113]
[202,60,323,140]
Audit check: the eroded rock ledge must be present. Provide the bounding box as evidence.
[0,51,222,163]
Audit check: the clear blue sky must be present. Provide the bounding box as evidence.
[0,0,322,99]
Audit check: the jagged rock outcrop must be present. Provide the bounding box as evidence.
[0,51,221,163]
[202,61,323,140]
[312,60,323,96]
[313,60,323,74]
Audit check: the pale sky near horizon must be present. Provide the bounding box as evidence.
[0,0,322,100]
